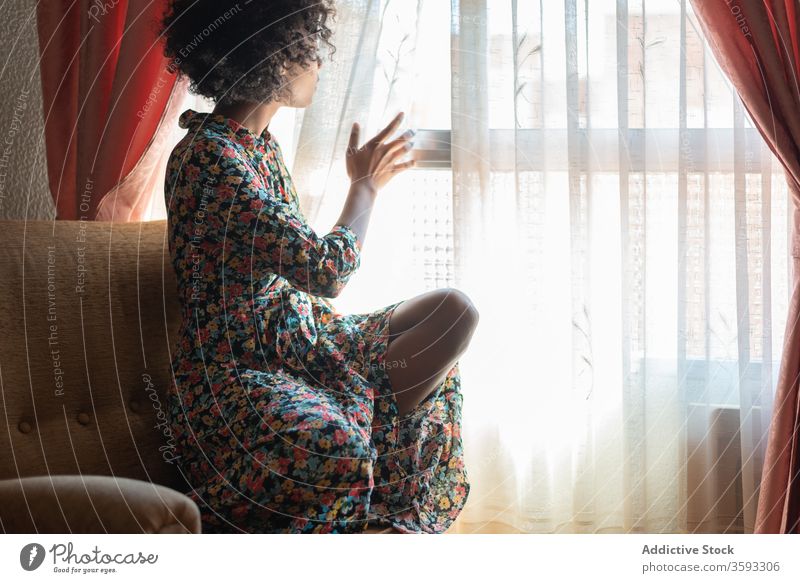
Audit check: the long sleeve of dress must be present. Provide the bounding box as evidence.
[201,138,362,299]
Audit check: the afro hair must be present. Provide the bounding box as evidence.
[160,0,337,104]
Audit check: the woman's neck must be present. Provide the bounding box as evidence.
[212,100,282,137]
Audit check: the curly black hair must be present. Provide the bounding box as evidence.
[159,0,337,104]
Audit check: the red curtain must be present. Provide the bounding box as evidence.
[37,0,182,221]
[689,0,800,533]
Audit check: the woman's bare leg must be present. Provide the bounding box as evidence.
[381,288,479,418]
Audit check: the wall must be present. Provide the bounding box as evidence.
[0,0,54,221]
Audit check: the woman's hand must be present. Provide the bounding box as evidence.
[346,111,416,191]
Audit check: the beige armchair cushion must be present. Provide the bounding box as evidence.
[0,475,201,534]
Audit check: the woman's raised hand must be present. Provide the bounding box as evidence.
[346,111,416,192]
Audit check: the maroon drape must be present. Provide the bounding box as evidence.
[689,0,800,533]
[37,0,179,221]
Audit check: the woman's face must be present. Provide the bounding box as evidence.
[283,58,321,108]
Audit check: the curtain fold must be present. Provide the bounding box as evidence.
[688,0,800,535]
[37,0,179,221]
[450,0,490,292]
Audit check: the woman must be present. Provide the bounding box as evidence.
[161,0,479,534]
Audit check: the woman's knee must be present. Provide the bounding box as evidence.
[437,287,480,335]
[388,287,480,355]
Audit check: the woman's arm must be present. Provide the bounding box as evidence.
[334,180,378,250]
[183,112,414,299]
[188,138,362,299]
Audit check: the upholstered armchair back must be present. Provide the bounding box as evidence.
[0,219,188,492]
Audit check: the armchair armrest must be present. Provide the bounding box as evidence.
[0,475,201,534]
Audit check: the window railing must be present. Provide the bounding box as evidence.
[412,127,770,172]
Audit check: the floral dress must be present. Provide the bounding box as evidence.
[164,109,470,533]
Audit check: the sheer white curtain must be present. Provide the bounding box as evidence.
[446,0,791,534]
[299,0,792,534]
[295,0,449,308]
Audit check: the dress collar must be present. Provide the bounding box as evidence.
[178,108,275,153]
